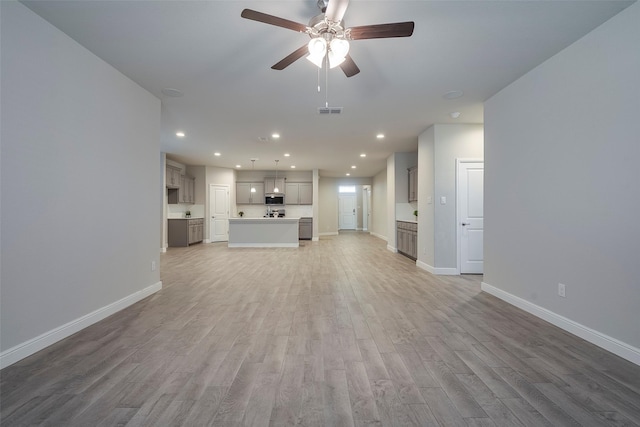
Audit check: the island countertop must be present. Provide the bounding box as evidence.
[228,217,299,247]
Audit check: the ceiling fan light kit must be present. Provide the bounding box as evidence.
[241,0,414,78]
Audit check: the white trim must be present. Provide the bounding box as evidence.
[228,243,298,248]
[312,236,319,241]
[319,232,339,237]
[160,246,167,253]
[387,245,397,253]
[416,260,435,274]
[370,232,387,241]
[481,282,640,366]
[204,239,211,243]
[434,267,459,275]
[0,281,162,369]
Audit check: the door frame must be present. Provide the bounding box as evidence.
[338,193,357,230]
[456,159,484,274]
[207,184,230,243]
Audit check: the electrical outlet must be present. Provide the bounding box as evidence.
[558,283,566,298]
[151,261,157,271]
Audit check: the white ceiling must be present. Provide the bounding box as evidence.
[23,0,633,177]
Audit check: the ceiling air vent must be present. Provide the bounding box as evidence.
[318,107,343,115]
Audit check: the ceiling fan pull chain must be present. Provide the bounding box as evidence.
[325,55,329,108]
[317,66,321,93]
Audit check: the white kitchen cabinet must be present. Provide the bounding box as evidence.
[236,182,264,204]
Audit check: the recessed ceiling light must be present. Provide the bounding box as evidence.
[376,134,385,139]
[346,173,351,176]
[443,90,464,100]
[176,132,185,137]
[161,88,184,97]
[290,165,296,169]
[214,152,221,156]
[236,164,241,168]
[271,133,280,139]
[284,153,290,157]
[360,153,366,157]
[351,165,356,169]
[450,111,461,119]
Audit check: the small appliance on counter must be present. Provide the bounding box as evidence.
[264,207,285,218]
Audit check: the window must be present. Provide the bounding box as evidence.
[339,185,356,193]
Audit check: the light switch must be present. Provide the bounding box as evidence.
[427,196,433,204]
[440,196,447,205]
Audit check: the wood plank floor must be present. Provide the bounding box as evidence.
[2,232,640,426]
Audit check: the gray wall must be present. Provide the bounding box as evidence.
[318,177,373,235]
[416,124,483,272]
[484,2,640,353]
[371,169,387,240]
[1,2,161,361]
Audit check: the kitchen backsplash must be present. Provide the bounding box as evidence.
[168,204,205,218]
[236,205,313,218]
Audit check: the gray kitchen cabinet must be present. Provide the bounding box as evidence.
[299,217,312,240]
[236,182,264,204]
[285,182,312,205]
[168,218,203,247]
[408,166,418,202]
[166,165,181,189]
[396,221,417,260]
[264,177,285,194]
[180,175,195,204]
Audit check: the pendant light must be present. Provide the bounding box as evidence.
[250,159,256,193]
[273,159,280,193]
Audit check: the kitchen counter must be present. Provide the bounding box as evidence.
[228,217,299,248]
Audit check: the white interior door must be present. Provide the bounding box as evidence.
[458,161,484,274]
[209,184,229,242]
[338,194,356,230]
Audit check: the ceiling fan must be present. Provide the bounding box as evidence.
[241,0,414,77]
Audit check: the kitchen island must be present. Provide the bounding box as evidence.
[228,217,299,248]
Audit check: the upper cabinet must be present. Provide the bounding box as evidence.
[286,182,313,205]
[408,166,418,202]
[264,177,285,194]
[166,165,181,189]
[236,182,265,204]
[180,175,195,204]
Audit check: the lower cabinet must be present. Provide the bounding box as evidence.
[168,218,204,247]
[396,221,417,260]
[299,217,312,240]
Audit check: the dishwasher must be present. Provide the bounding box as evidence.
[299,217,312,240]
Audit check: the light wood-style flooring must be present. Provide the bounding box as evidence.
[2,232,640,426]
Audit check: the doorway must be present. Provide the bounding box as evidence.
[362,186,370,231]
[457,160,484,274]
[209,184,229,242]
[338,194,357,230]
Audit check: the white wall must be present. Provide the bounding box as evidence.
[484,2,640,362]
[0,2,161,366]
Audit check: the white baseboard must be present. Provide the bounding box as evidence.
[387,245,397,253]
[0,281,163,369]
[319,232,339,237]
[203,239,211,243]
[370,232,386,241]
[160,246,167,253]
[312,236,319,242]
[416,261,459,275]
[416,260,434,274]
[481,282,640,366]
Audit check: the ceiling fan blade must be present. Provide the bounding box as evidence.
[348,22,415,40]
[325,0,349,23]
[271,45,309,70]
[241,9,308,33]
[340,54,360,77]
